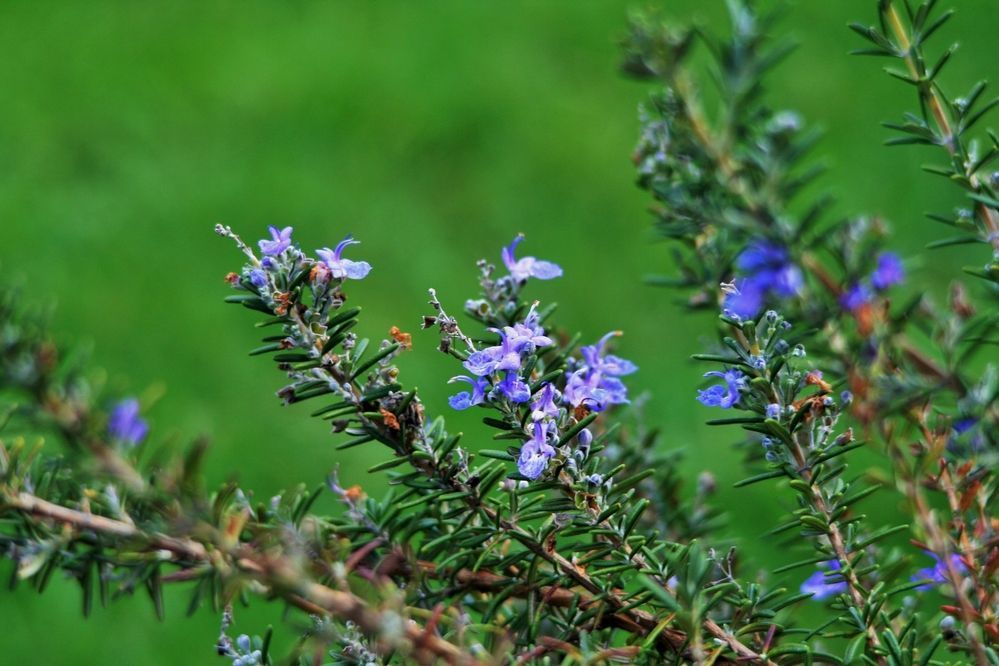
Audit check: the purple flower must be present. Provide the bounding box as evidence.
[564,370,628,412]
[724,240,802,317]
[563,332,635,412]
[462,338,521,377]
[766,403,781,419]
[911,551,967,591]
[447,375,489,410]
[316,236,372,280]
[871,252,905,290]
[737,241,803,297]
[723,278,767,319]
[953,417,977,435]
[108,398,148,445]
[840,283,873,312]
[248,269,267,288]
[801,561,848,600]
[502,234,563,281]
[494,373,531,403]
[499,306,553,353]
[462,348,502,376]
[517,421,557,479]
[258,226,293,256]
[696,369,746,409]
[531,383,560,421]
[463,308,553,379]
[580,332,638,377]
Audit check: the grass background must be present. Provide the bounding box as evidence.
[0,0,993,662]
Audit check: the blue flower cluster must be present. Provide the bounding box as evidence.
[564,332,637,412]
[724,240,803,319]
[800,550,966,603]
[448,305,553,410]
[246,226,372,289]
[448,305,564,480]
[841,252,905,311]
[447,238,636,480]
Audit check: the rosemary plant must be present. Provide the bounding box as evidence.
[0,1,996,664]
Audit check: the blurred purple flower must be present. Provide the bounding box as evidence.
[724,240,802,317]
[108,398,148,446]
[801,561,848,600]
[871,252,905,290]
[724,278,767,319]
[840,283,873,312]
[911,551,966,591]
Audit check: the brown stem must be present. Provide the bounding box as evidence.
[1,491,476,665]
[882,2,999,251]
[789,439,886,662]
[885,416,991,664]
[553,472,777,664]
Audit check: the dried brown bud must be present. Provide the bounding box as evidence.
[389,326,412,350]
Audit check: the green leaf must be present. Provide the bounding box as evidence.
[557,412,598,447]
[350,343,400,381]
[734,469,785,487]
[851,524,909,551]
[478,449,515,462]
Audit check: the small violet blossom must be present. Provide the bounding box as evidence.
[451,309,554,409]
[447,375,489,410]
[724,240,803,318]
[517,420,557,479]
[871,252,905,290]
[462,335,527,377]
[911,551,967,591]
[495,373,531,403]
[316,236,372,280]
[531,383,560,421]
[108,398,149,445]
[800,561,848,600]
[258,226,293,256]
[696,369,747,409]
[502,234,563,282]
[499,307,553,353]
[564,332,636,412]
[841,283,874,312]
[842,251,905,311]
[248,269,267,288]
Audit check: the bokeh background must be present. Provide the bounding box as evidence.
[0,1,993,662]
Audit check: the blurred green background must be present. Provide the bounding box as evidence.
[0,1,993,662]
